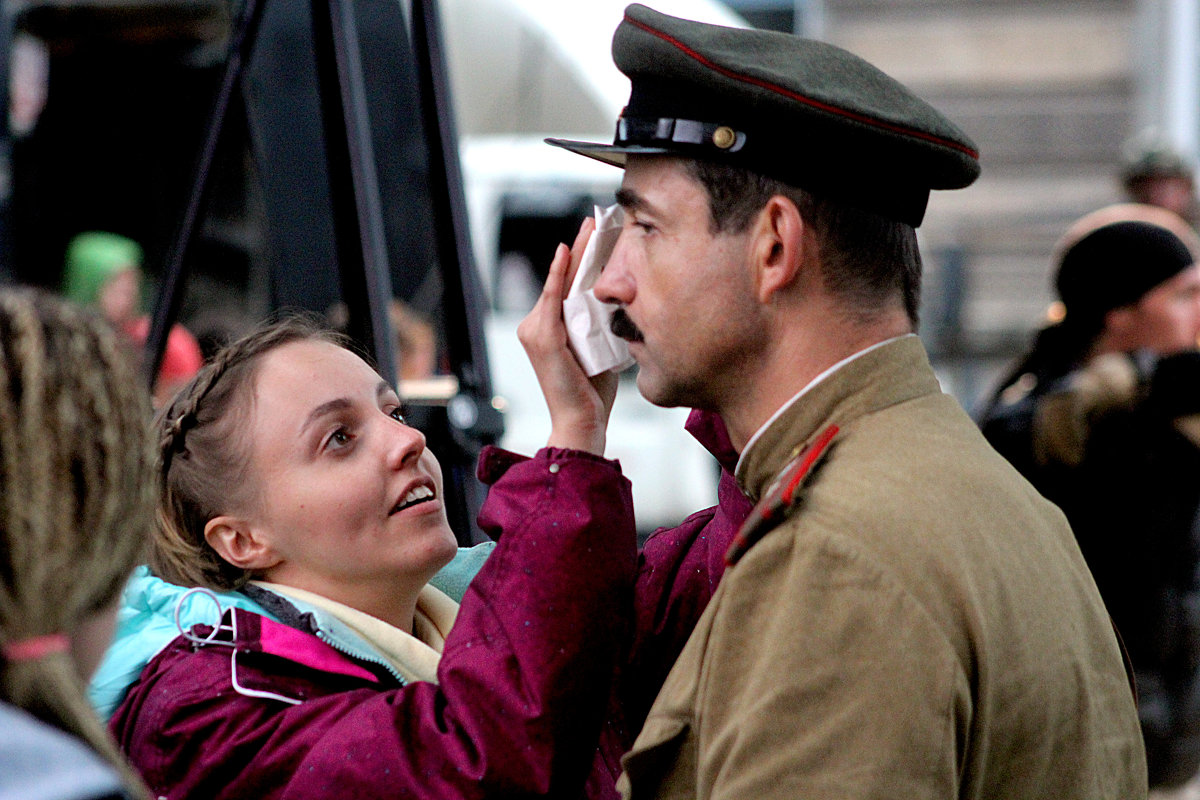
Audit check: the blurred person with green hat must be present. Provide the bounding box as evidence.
[64,232,144,325]
[62,231,202,403]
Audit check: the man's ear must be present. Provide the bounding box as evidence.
[204,516,282,572]
[751,195,806,304]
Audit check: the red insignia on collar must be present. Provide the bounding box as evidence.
[725,424,839,566]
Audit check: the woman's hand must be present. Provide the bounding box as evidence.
[517,218,619,456]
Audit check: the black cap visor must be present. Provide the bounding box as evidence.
[543,137,663,169]
[546,114,755,169]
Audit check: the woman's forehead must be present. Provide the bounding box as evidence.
[259,338,370,377]
[252,340,384,409]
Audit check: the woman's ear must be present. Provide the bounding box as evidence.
[204,516,282,572]
[1102,304,1139,349]
[752,195,806,304]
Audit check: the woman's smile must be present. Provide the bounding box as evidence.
[390,481,438,516]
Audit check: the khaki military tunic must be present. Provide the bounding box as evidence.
[619,336,1146,800]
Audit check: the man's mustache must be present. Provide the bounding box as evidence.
[609,309,645,343]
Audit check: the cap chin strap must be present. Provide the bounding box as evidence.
[617,116,747,154]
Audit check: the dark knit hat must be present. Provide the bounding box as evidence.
[1055,219,1196,324]
[546,3,980,227]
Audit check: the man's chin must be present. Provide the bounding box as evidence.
[634,368,688,410]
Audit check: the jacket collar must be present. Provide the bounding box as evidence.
[248,582,457,685]
[233,608,383,685]
[735,336,941,501]
[684,409,739,473]
[238,584,432,685]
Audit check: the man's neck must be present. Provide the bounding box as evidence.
[721,311,912,452]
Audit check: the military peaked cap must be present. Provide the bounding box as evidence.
[547,4,981,226]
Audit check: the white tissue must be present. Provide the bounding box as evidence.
[563,204,636,377]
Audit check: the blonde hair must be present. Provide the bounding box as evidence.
[152,315,350,591]
[0,288,155,798]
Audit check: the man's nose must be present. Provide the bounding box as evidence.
[594,232,634,306]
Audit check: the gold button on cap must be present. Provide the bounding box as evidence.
[712,126,736,149]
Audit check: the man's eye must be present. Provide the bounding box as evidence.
[388,407,407,425]
[327,428,352,449]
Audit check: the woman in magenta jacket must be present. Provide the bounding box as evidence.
[102,224,643,800]
[101,235,751,799]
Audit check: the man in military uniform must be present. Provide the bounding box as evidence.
[537,5,1146,798]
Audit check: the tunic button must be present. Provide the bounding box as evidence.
[548,463,561,474]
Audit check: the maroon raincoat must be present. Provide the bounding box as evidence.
[111,414,750,800]
[111,447,635,800]
[587,409,752,798]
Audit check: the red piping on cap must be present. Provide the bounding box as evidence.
[625,14,980,161]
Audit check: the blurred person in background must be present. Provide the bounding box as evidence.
[1122,130,1198,226]
[327,298,440,382]
[62,231,203,403]
[979,203,1200,792]
[0,288,155,800]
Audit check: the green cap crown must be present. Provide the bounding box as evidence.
[548,4,980,226]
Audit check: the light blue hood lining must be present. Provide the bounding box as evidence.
[89,543,494,721]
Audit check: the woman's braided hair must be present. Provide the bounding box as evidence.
[0,288,155,798]
[152,314,350,591]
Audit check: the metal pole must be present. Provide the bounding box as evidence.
[0,6,14,280]
[143,0,267,387]
[1133,0,1199,166]
[410,0,501,543]
[310,0,397,384]
[794,0,825,39]
[1164,0,1199,163]
[410,0,494,401]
